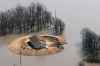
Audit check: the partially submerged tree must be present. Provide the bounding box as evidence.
[81,28,100,63]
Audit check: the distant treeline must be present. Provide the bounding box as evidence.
[0,3,65,36]
[81,28,100,63]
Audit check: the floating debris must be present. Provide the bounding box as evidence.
[8,34,66,56]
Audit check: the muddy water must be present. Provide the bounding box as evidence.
[0,23,99,66]
[0,42,81,66]
[0,25,82,66]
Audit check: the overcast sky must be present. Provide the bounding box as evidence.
[0,0,100,66]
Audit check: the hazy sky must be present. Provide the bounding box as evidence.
[0,0,100,66]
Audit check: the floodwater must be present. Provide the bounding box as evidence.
[1,0,100,66]
[0,40,81,66]
[0,23,82,66]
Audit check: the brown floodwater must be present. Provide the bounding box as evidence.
[0,38,82,66]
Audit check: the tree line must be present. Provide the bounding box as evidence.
[81,28,100,63]
[0,2,65,36]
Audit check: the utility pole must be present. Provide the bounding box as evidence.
[54,10,57,35]
[13,64,16,66]
[20,53,22,66]
[19,48,22,66]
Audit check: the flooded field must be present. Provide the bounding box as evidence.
[0,41,81,66]
[0,23,82,66]
[0,0,100,66]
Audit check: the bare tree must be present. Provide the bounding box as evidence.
[0,2,65,36]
